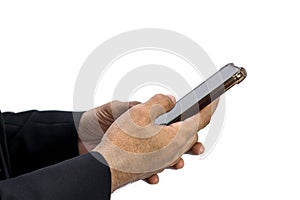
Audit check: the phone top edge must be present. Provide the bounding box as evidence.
[221,64,247,85]
[236,67,247,84]
[155,63,247,125]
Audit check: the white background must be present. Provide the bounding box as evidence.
[1,0,300,199]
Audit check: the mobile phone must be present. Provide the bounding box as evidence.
[155,63,247,125]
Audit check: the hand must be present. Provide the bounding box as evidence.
[93,94,218,192]
[140,95,207,185]
[78,101,140,154]
[78,100,204,184]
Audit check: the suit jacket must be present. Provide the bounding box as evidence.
[0,110,111,200]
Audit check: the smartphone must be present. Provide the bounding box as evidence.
[155,63,247,125]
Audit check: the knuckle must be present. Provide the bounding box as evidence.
[153,94,165,101]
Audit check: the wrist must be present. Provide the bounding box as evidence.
[77,110,104,153]
[110,168,134,192]
[92,147,137,192]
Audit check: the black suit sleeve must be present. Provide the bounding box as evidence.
[1,110,82,177]
[0,110,112,199]
[0,152,112,200]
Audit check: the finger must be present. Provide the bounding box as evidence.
[202,98,219,117]
[184,98,219,131]
[169,157,184,169]
[144,94,176,120]
[186,142,205,155]
[169,119,197,141]
[187,134,198,150]
[165,94,176,104]
[144,174,159,184]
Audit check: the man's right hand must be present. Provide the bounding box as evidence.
[93,94,218,192]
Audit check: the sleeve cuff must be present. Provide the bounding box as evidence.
[0,152,111,200]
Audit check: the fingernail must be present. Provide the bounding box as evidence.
[199,145,205,154]
[166,94,176,104]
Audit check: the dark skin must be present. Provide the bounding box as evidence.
[78,100,205,184]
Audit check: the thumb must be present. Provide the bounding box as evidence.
[144,94,176,121]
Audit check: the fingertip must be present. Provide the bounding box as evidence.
[187,142,205,155]
[146,174,159,184]
[193,142,202,155]
[199,144,205,154]
[166,94,176,104]
[147,94,176,119]
[173,158,184,169]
